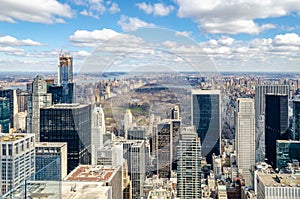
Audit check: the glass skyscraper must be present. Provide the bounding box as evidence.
[0,98,10,133]
[191,89,221,163]
[265,94,289,168]
[40,104,91,173]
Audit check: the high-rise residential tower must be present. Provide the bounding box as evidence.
[124,109,133,133]
[265,94,289,168]
[235,98,255,186]
[0,98,10,133]
[191,89,221,163]
[293,100,300,140]
[177,127,201,199]
[40,104,91,173]
[58,53,73,85]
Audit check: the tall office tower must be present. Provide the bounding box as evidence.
[235,98,255,186]
[91,106,105,165]
[171,105,180,119]
[124,109,133,132]
[0,133,35,195]
[157,120,172,178]
[0,89,14,128]
[293,100,300,140]
[130,140,145,199]
[191,89,221,163]
[177,127,201,199]
[255,84,290,161]
[265,94,289,168]
[127,126,145,140]
[276,140,300,169]
[40,104,91,173]
[26,75,52,141]
[58,53,73,85]
[16,92,28,112]
[35,142,68,181]
[0,98,10,133]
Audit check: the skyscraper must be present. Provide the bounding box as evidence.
[177,127,201,199]
[292,100,300,140]
[26,74,52,141]
[124,109,133,133]
[235,98,255,186]
[58,53,73,85]
[171,105,180,120]
[40,104,91,173]
[276,140,300,169]
[130,140,145,199]
[0,89,14,128]
[91,106,106,165]
[0,98,10,133]
[255,85,289,160]
[265,94,289,168]
[0,133,35,195]
[191,89,221,163]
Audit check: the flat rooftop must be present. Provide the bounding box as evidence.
[147,188,172,199]
[43,103,88,109]
[191,89,221,95]
[64,165,120,182]
[2,181,111,199]
[36,142,67,148]
[257,173,300,187]
[0,133,29,142]
[277,140,300,144]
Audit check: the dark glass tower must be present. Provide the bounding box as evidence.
[0,89,14,128]
[293,100,300,140]
[265,94,289,168]
[192,89,221,164]
[0,97,10,133]
[40,104,91,173]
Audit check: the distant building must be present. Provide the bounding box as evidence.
[0,98,10,133]
[0,89,14,128]
[177,127,201,199]
[65,165,122,199]
[293,100,300,140]
[276,140,300,169]
[255,172,300,199]
[40,104,91,173]
[124,109,133,132]
[127,126,145,140]
[58,53,73,85]
[171,105,180,120]
[265,94,289,168]
[35,142,68,181]
[235,98,255,186]
[0,133,35,195]
[26,74,52,141]
[191,89,221,163]
[91,106,106,165]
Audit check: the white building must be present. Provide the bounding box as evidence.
[0,133,35,195]
[124,109,133,133]
[235,98,255,186]
[255,172,300,199]
[177,127,201,199]
[91,106,106,165]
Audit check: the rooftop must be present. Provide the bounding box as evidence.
[0,133,31,142]
[64,165,120,182]
[191,89,221,95]
[257,173,300,187]
[147,188,172,199]
[43,103,89,109]
[36,142,67,148]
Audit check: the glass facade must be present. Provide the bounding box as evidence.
[265,94,289,168]
[0,98,10,133]
[293,101,300,140]
[0,90,14,129]
[40,104,91,173]
[276,140,300,169]
[192,91,220,163]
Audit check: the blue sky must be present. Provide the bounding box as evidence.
[0,0,300,72]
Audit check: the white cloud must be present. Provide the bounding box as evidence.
[0,0,73,24]
[0,35,45,46]
[136,2,174,16]
[0,46,26,56]
[118,15,155,32]
[109,3,120,14]
[69,28,120,47]
[273,33,300,46]
[175,31,192,37]
[76,0,120,18]
[174,0,300,34]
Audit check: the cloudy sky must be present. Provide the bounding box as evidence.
[0,0,300,72]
